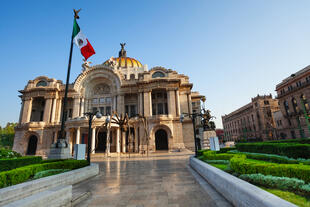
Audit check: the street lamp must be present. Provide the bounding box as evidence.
[180,109,216,157]
[105,115,111,157]
[84,111,102,164]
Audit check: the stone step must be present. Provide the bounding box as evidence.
[3,185,72,207]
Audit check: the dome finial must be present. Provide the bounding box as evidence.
[119,43,127,57]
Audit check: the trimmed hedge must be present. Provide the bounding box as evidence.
[203,151,235,160]
[268,138,310,144]
[236,142,310,159]
[33,169,70,179]
[0,156,42,171]
[239,173,310,195]
[197,149,209,157]
[230,155,310,183]
[0,159,88,188]
[0,149,21,159]
[217,147,236,153]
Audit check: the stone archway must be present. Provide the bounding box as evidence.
[155,129,168,150]
[26,135,38,155]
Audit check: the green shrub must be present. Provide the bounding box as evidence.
[0,149,21,159]
[0,156,42,171]
[268,138,310,144]
[239,173,304,191]
[203,151,235,160]
[204,160,230,164]
[236,142,310,159]
[218,147,236,153]
[197,149,209,157]
[0,159,88,188]
[40,159,65,164]
[33,169,70,179]
[230,155,310,182]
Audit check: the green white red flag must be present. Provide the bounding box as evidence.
[72,19,95,60]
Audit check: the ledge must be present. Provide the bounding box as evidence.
[0,163,99,206]
[189,156,297,207]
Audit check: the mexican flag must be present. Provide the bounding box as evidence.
[72,19,95,60]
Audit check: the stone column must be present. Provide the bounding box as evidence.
[57,98,62,123]
[72,97,80,118]
[43,98,53,123]
[176,90,181,116]
[117,95,125,114]
[122,131,126,153]
[91,127,96,154]
[50,98,57,123]
[167,89,176,116]
[66,129,72,154]
[21,97,32,123]
[76,127,80,144]
[113,96,117,112]
[187,93,192,114]
[134,127,139,152]
[19,101,24,124]
[143,91,152,117]
[80,98,84,116]
[116,128,120,153]
[53,131,58,143]
[138,92,143,115]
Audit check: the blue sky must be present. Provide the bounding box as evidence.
[1,0,310,128]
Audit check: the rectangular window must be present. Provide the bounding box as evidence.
[157,93,163,98]
[92,107,97,113]
[158,103,164,114]
[164,103,168,114]
[130,105,136,117]
[92,98,98,104]
[125,105,129,115]
[99,98,105,104]
[106,106,111,115]
[106,97,112,104]
[100,107,104,115]
[152,104,156,115]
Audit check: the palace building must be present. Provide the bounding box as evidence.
[13,45,205,157]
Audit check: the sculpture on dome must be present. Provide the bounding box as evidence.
[119,43,127,57]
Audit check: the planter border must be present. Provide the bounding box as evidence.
[189,156,296,207]
[0,163,99,206]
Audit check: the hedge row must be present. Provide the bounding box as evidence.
[236,142,310,159]
[0,156,42,171]
[0,149,21,159]
[0,159,88,188]
[230,155,310,183]
[268,138,310,144]
[203,151,235,160]
[217,147,236,153]
[239,173,310,195]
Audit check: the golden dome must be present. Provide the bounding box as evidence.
[103,57,142,68]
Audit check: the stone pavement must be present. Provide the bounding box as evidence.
[73,154,231,207]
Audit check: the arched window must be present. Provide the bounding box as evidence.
[284,101,290,115]
[301,94,310,111]
[152,71,165,78]
[291,98,299,113]
[36,80,47,87]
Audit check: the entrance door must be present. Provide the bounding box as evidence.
[97,132,107,152]
[155,129,168,150]
[26,135,38,155]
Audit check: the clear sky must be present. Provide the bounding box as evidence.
[1,0,310,128]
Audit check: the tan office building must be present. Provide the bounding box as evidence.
[275,65,310,138]
[222,95,279,141]
[13,45,205,157]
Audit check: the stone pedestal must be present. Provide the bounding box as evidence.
[48,140,72,159]
[200,130,216,149]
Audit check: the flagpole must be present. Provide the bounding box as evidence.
[57,9,81,146]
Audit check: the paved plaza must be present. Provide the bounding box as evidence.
[73,153,231,207]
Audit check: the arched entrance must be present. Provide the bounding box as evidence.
[155,129,168,150]
[26,135,38,155]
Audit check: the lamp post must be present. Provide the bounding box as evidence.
[105,115,111,157]
[84,111,102,164]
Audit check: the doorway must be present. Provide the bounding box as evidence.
[97,132,107,152]
[26,135,38,155]
[155,129,168,150]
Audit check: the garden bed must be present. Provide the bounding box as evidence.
[198,148,310,206]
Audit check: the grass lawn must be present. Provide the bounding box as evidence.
[261,187,310,207]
